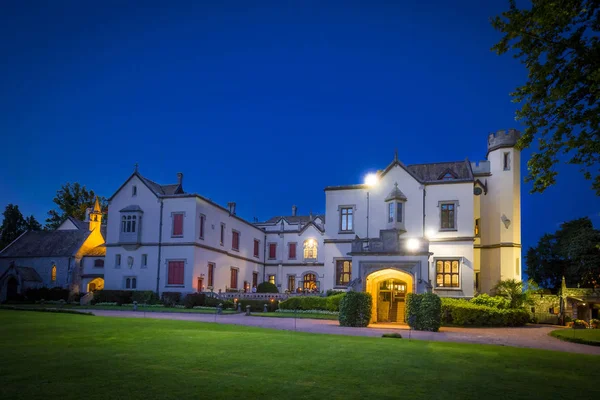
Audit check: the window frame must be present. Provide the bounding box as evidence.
[434,258,461,290]
[207,262,215,288]
[438,201,458,231]
[287,275,296,292]
[338,205,355,233]
[253,239,260,258]
[388,202,395,223]
[303,240,317,261]
[231,230,240,251]
[252,271,258,288]
[268,274,276,285]
[125,276,137,290]
[132,185,137,196]
[166,259,185,286]
[94,259,104,268]
[334,259,352,287]
[171,212,185,238]
[230,267,239,289]
[141,254,148,268]
[268,243,277,260]
[503,152,511,171]
[199,214,206,240]
[115,254,121,268]
[288,242,297,260]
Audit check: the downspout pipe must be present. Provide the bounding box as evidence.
[156,198,164,296]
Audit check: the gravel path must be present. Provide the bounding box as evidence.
[83,309,600,355]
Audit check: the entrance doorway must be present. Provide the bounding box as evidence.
[365,268,413,324]
[6,277,18,301]
[197,278,203,292]
[87,277,104,292]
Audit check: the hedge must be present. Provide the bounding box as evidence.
[256,282,278,293]
[441,298,530,327]
[91,290,134,305]
[406,293,441,332]
[205,297,234,309]
[184,293,206,309]
[470,293,509,309]
[25,287,70,302]
[132,291,160,305]
[161,292,182,307]
[339,291,372,327]
[239,299,278,312]
[278,294,345,312]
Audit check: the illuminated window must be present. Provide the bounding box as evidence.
[435,260,460,288]
[340,207,354,232]
[268,275,276,285]
[51,265,57,282]
[303,240,317,260]
[474,218,480,237]
[303,273,317,290]
[287,275,296,292]
[335,260,352,286]
[230,268,238,289]
[121,215,137,233]
[440,203,456,230]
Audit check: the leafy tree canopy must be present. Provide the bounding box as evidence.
[492,0,600,194]
[0,204,41,251]
[45,182,106,230]
[525,217,600,290]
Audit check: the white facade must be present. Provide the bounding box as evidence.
[102,129,522,299]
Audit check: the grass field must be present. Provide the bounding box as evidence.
[0,310,597,400]
[550,328,600,346]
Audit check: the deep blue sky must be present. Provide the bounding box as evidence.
[1,1,597,257]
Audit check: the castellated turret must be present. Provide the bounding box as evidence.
[487,129,521,154]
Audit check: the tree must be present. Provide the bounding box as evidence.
[492,279,538,308]
[24,215,42,231]
[45,182,106,230]
[0,204,26,251]
[491,1,600,195]
[526,217,600,290]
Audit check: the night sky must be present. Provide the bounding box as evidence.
[1,1,598,261]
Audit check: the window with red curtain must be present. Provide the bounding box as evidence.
[253,239,260,257]
[288,243,297,259]
[167,261,184,285]
[207,263,214,287]
[230,268,238,289]
[269,243,277,259]
[172,213,184,237]
[232,231,240,250]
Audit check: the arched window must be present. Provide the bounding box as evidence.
[125,277,137,289]
[51,265,57,282]
[303,239,317,260]
[94,259,104,268]
[303,273,317,290]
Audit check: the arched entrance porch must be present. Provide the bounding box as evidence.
[87,277,104,292]
[365,269,413,324]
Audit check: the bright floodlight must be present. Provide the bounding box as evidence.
[406,238,420,251]
[364,173,378,187]
[426,229,436,239]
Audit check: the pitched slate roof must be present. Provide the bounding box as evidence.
[260,215,325,224]
[67,216,89,231]
[16,266,43,282]
[406,161,473,182]
[109,171,184,201]
[83,245,106,257]
[0,230,90,258]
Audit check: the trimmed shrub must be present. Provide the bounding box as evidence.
[326,289,345,297]
[441,297,530,327]
[204,297,234,309]
[239,299,278,312]
[183,293,206,309]
[470,293,509,309]
[91,290,133,305]
[339,291,372,327]
[25,287,70,302]
[132,291,159,305]
[279,296,327,311]
[161,292,182,307]
[325,293,346,312]
[256,282,278,293]
[406,293,442,332]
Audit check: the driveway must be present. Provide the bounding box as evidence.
[82,309,600,355]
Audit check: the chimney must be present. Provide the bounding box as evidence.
[292,205,297,216]
[227,202,236,216]
[84,208,92,222]
[177,172,183,186]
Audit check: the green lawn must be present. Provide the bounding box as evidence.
[252,311,339,320]
[0,311,597,400]
[0,304,237,314]
[550,328,600,346]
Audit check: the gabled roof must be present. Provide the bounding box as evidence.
[0,230,90,258]
[108,171,183,201]
[0,265,43,283]
[120,205,144,212]
[66,216,89,231]
[259,215,325,224]
[83,245,106,257]
[406,160,473,183]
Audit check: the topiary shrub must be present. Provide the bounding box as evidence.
[406,293,442,332]
[256,282,279,293]
[339,291,372,327]
[132,291,159,305]
[161,292,182,307]
[183,293,206,309]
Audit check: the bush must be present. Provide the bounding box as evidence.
[405,293,442,332]
[204,297,234,309]
[590,318,600,329]
[339,291,372,327]
[239,299,278,312]
[183,293,206,309]
[441,298,530,327]
[470,294,509,309]
[132,291,159,305]
[91,290,133,305]
[382,333,402,339]
[326,289,345,297]
[279,296,326,311]
[571,319,589,329]
[256,282,278,293]
[25,287,70,302]
[161,292,182,307]
[325,293,346,311]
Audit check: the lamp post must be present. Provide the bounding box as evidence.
[364,173,378,250]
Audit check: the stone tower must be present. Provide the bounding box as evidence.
[478,129,522,294]
[88,197,103,232]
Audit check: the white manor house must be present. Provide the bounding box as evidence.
[1,129,522,319]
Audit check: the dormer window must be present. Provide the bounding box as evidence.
[441,173,454,180]
[119,205,143,246]
[132,185,137,196]
[385,183,407,231]
[438,169,458,181]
